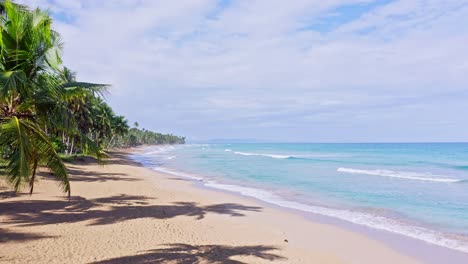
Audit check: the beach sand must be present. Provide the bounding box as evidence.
[0,151,421,264]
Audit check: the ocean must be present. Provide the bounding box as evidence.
[129,143,468,253]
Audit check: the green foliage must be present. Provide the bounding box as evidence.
[113,127,185,148]
[50,136,66,153]
[0,117,69,195]
[0,1,184,195]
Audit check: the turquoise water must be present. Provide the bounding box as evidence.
[130,143,468,252]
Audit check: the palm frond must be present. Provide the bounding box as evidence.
[0,117,31,191]
[21,118,70,195]
[0,117,70,195]
[61,82,110,96]
[78,131,109,163]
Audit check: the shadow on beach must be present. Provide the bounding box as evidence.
[0,228,54,244]
[91,243,285,264]
[36,151,142,183]
[0,194,262,226]
[0,151,274,263]
[67,169,139,183]
[61,150,143,167]
[104,151,145,167]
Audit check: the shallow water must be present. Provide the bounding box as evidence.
[130,143,468,253]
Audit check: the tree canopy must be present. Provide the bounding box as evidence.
[0,0,184,195]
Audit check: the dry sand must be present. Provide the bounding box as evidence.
[0,151,421,264]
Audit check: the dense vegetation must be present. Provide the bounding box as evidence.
[0,1,184,195]
[112,122,185,148]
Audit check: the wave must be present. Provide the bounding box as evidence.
[142,165,468,253]
[337,168,462,183]
[203,181,468,253]
[151,167,204,181]
[231,151,342,160]
[233,151,291,159]
[143,146,175,155]
[167,156,176,160]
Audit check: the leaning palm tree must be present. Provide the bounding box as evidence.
[0,0,71,194]
[106,115,129,148]
[0,1,108,195]
[47,67,109,157]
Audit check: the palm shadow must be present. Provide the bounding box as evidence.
[104,151,144,167]
[0,194,262,226]
[35,166,140,183]
[66,168,139,182]
[0,228,53,243]
[92,244,285,264]
[0,184,27,198]
[62,150,142,167]
[0,190,18,198]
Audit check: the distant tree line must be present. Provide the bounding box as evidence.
[0,1,184,195]
[109,122,185,148]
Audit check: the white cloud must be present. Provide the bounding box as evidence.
[16,0,468,141]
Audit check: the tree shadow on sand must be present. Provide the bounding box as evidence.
[0,194,262,227]
[66,168,140,182]
[92,244,286,264]
[36,167,140,183]
[0,228,54,243]
[104,151,144,167]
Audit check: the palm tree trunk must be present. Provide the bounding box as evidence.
[69,137,75,156]
[108,135,115,148]
[65,135,70,155]
[29,158,38,195]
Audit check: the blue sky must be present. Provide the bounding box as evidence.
[18,0,468,142]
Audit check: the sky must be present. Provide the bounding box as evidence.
[17,0,468,142]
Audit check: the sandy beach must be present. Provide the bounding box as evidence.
[0,151,423,264]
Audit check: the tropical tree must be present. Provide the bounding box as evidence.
[0,0,185,196]
[106,115,129,148]
[0,1,105,195]
[0,1,73,195]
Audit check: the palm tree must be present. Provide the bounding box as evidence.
[0,0,71,195]
[0,1,185,195]
[50,67,108,155]
[107,115,129,148]
[0,1,107,195]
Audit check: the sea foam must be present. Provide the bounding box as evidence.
[337,168,462,183]
[150,165,468,253]
[233,151,291,159]
[151,167,204,181]
[230,151,338,159]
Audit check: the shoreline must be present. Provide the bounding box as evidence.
[195,180,468,264]
[0,150,464,263]
[131,146,468,263]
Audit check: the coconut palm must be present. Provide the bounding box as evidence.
[0,0,71,194]
[0,0,185,195]
[106,115,129,148]
[50,67,109,156]
[0,1,106,195]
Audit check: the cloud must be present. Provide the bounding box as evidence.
[16,0,468,142]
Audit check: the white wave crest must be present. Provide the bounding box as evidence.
[143,146,175,155]
[151,167,204,181]
[337,168,461,183]
[144,165,468,253]
[233,151,291,159]
[203,181,468,253]
[228,151,344,160]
